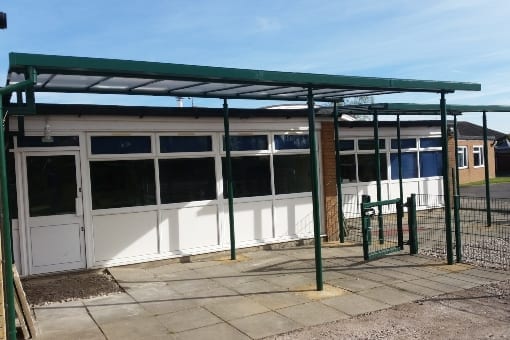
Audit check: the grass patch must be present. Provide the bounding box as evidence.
[461,176,510,187]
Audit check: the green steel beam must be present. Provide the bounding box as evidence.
[454,115,460,196]
[397,115,404,201]
[0,101,15,340]
[373,112,384,244]
[9,52,481,93]
[440,92,454,265]
[333,102,345,243]
[223,99,236,260]
[483,111,492,226]
[308,88,323,291]
[0,67,36,340]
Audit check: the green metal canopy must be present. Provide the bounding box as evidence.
[7,52,481,103]
[332,103,510,115]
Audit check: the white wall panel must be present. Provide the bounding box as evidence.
[233,200,273,243]
[160,205,219,251]
[93,211,158,262]
[274,197,313,237]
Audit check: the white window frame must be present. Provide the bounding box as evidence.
[457,146,468,169]
[473,145,484,168]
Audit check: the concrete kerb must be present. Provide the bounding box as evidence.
[32,244,509,339]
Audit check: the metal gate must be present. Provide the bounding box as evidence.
[361,195,405,261]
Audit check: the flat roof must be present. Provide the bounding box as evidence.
[7,53,481,103]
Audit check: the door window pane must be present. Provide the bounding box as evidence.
[90,159,156,209]
[159,158,216,203]
[339,154,356,183]
[274,135,309,150]
[91,136,151,154]
[274,154,311,194]
[357,154,387,182]
[420,151,443,177]
[27,155,76,217]
[222,156,271,198]
[160,136,212,153]
[223,135,268,151]
[390,153,418,179]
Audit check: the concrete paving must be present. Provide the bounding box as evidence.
[32,243,509,339]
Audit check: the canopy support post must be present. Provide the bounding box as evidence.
[397,114,404,202]
[308,88,323,291]
[453,114,460,195]
[333,102,345,243]
[440,92,454,264]
[482,110,492,226]
[223,99,236,260]
[373,111,384,244]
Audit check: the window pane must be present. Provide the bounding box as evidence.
[420,151,443,177]
[160,136,212,153]
[91,136,151,154]
[90,159,156,209]
[223,135,268,151]
[357,154,387,182]
[27,155,76,217]
[390,153,418,179]
[338,140,355,151]
[358,139,385,150]
[391,138,416,149]
[339,154,356,183]
[274,154,311,194]
[274,135,309,150]
[222,156,271,198]
[159,158,216,203]
[18,136,79,147]
[420,138,442,148]
[457,147,467,167]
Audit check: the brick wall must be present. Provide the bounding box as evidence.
[449,138,496,185]
[320,121,340,241]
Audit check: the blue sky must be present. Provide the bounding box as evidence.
[1,0,510,132]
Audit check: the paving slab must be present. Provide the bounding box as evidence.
[99,314,172,340]
[427,273,480,290]
[328,277,383,292]
[462,268,510,281]
[108,266,154,283]
[230,311,301,339]
[204,296,269,321]
[277,301,349,326]
[358,285,423,306]
[174,321,250,340]
[390,280,444,297]
[247,291,309,310]
[156,306,222,333]
[322,293,391,316]
[408,277,460,294]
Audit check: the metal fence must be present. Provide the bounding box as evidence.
[415,194,509,270]
[341,194,363,244]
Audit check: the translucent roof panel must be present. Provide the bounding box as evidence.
[6,52,482,103]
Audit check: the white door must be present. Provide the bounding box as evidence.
[23,151,85,274]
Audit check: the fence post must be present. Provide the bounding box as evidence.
[407,194,418,255]
[361,194,371,261]
[453,195,462,262]
[397,199,404,250]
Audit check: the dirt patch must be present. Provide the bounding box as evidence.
[21,269,122,306]
[271,279,510,340]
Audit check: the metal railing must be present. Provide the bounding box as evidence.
[414,194,509,270]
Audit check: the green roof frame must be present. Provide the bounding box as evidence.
[332,103,510,115]
[7,52,481,103]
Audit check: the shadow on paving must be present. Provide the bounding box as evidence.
[31,244,509,340]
